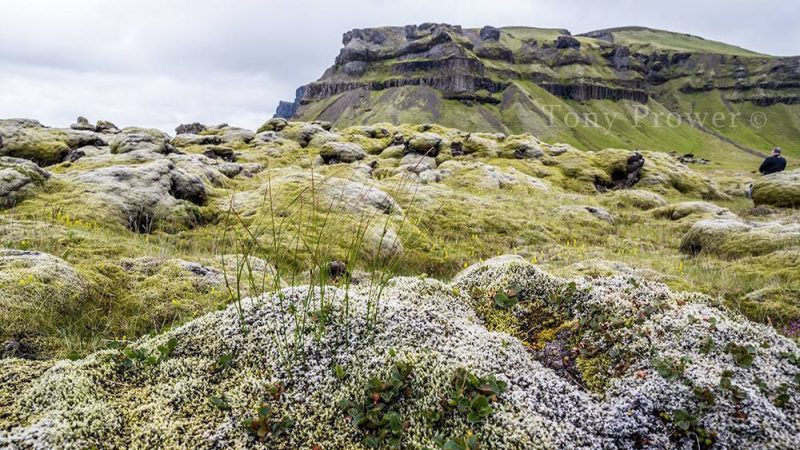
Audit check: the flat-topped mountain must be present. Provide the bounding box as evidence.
[277,24,799,164]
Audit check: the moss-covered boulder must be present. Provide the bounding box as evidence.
[438,160,549,192]
[168,153,261,187]
[752,170,800,208]
[65,160,207,232]
[109,127,172,154]
[278,122,331,148]
[256,117,288,133]
[319,142,367,164]
[453,256,800,448]
[0,250,85,349]
[541,148,722,198]
[680,219,800,257]
[653,201,737,222]
[498,134,545,160]
[0,157,50,208]
[209,125,255,145]
[405,132,444,156]
[461,134,501,157]
[601,189,666,210]
[0,119,104,166]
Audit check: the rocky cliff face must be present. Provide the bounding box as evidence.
[279,24,798,112]
[275,24,800,158]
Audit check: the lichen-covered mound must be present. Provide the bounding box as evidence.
[752,170,800,208]
[2,257,798,449]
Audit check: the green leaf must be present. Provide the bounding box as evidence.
[442,440,464,450]
[215,353,234,370]
[333,364,347,380]
[364,436,382,448]
[208,395,231,411]
[494,291,518,309]
[726,342,756,368]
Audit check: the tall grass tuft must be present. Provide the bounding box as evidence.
[220,164,420,370]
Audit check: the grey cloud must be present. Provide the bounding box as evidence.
[0,0,797,131]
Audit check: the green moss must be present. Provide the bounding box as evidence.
[473,298,522,337]
[734,286,800,327]
[576,355,612,394]
[0,139,70,166]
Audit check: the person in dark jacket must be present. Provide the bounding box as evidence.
[759,147,787,175]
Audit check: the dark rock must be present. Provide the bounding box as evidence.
[95,120,119,133]
[677,153,710,165]
[479,26,501,41]
[203,146,236,162]
[555,35,581,50]
[450,141,464,156]
[175,123,207,135]
[70,116,96,132]
[594,153,646,191]
[312,120,333,131]
[327,260,348,279]
[343,28,387,46]
[532,328,582,388]
[540,83,649,103]
[624,153,646,186]
[260,118,289,133]
[611,46,630,70]
[343,61,368,76]
[274,101,297,119]
[169,170,207,205]
[3,338,35,359]
[66,148,86,162]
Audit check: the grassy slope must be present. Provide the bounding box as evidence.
[583,26,767,56]
[303,82,762,170]
[668,87,800,159]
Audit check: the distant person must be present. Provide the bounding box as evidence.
[759,147,787,175]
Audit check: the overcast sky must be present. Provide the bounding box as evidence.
[1,0,798,132]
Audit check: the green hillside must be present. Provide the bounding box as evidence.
[582,26,768,56]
